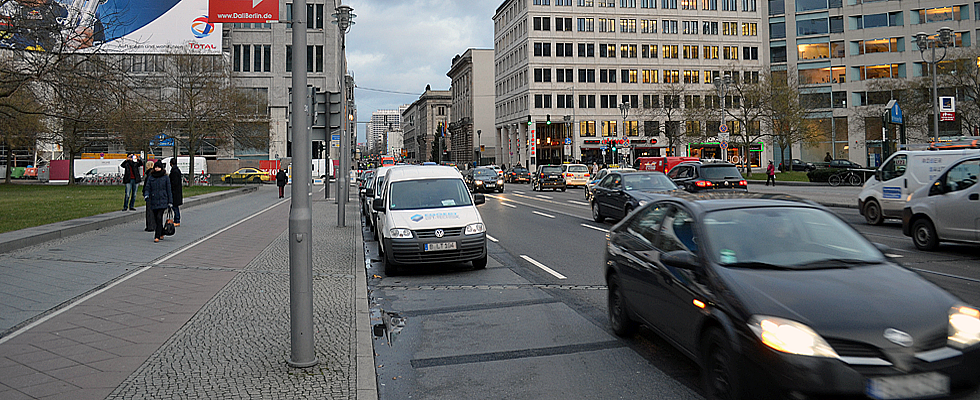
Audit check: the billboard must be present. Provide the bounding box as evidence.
[0,0,221,54]
[209,0,278,23]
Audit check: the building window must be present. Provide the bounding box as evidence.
[621,0,637,7]
[917,7,963,23]
[557,68,574,82]
[534,17,551,31]
[641,19,658,33]
[580,120,597,136]
[534,68,552,82]
[602,121,618,136]
[858,64,902,80]
[742,0,757,11]
[703,0,718,10]
[722,0,736,11]
[579,95,597,108]
[770,21,786,39]
[600,69,618,83]
[620,44,638,58]
[644,120,660,136]
[598,18,617,32]
[578,0,595,5]
[683,45,699,58]
[796,0,827,12]
[642,44,659,58]
[855,38,899,55]
[683,70,701,83]
[578,69,597,82]
[556,43,574,57]
[722,22,739,35]
[578,43,596,57]
[682,0,698,9]
[662,0,678,8]
[723,46,739,59]
[663,44,679,58]
[556,17,573,31]
[641,0,657,8]
[771,45,786,63]
[703,21,718,35]
[578,18,595,31]
[534,94,553,108]
[662,20,678,34]
[663,70,680,83]
[683,21,698,34]
[742,46,758,60]
[798,18,829,36]
[644,95,661,108]
[622,69,639,83]
[534,42,552,56]
[620,18,637,32]
[599,43,617,57]
[643,69,660,83]
[557,94,575,108]
[703,45,719,59]
[533,0,551,4]
[742,22,758,35]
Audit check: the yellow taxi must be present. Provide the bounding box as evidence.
[221,167,272,184]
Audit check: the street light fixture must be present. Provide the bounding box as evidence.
[619,102,630,165]
[713,74,733,161]
[914,27,954,143]
[331,4,355,227]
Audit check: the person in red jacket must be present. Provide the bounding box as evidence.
[766,160,776,186]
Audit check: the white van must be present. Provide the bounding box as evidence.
[160,156,208,176]
[369,165,487,275]
[902,154,980,250]
[858,147,980,225]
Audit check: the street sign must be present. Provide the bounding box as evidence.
[565,138,572,145]
[719,124,728,133]
[940,112,955,122]
[720,141,728,151]
[332,134,340,141]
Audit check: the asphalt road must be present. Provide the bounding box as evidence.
[365,182,980,400]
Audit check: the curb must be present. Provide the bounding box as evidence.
[0,186,257,254]
[354,212,379,400]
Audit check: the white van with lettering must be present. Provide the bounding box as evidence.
[858,146,980,225]
[369,165,487,275]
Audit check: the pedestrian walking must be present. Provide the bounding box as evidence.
[120,153,144,211]
[143,161,173,242]
[168,158,183,226]
[276,168,288,198]
[766,160,776,186]
[142,164,156,231]
[824,152,833,163]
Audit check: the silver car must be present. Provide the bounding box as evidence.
[902,155,980,250]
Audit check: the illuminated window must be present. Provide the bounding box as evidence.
[797,43,829,60]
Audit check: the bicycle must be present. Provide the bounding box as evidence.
[829,170,864,186]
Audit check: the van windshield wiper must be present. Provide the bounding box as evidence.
[793,258,881,270]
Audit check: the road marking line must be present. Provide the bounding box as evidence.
[537,195,553,199]
[503,203,517,208]
[513,191,525,194]
[532,211,556,219]
[581,224,609,233]
[520,255,567,279]
[0,198,288,346]
[568,200,588,206]
[487,235,499,243]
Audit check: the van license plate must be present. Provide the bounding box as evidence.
[425,242,457,252]
[866,372,949,399]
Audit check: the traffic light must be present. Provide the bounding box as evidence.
[527,116,532,126]
[546,114,551,125]
[611,140,617,152]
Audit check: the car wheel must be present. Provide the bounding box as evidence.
[472,253,488,270]
[383,251,399,276]
[223,177,230,184]
[607,273,637,336]
[498,188,504,193]
[912,218,939,251]
[863,199,884,225]
[702,328,742,400]
[251,177,261,184]
[592,201,605,223]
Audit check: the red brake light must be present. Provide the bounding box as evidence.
[695,180,713,188]
[738,180,747,186]
[584,173,590,177]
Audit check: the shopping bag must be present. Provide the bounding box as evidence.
[163,207,176,236]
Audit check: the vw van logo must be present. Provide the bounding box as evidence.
[434,229,444,238]
[884,328,913,347]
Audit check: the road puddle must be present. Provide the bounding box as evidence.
[370,301,406,347]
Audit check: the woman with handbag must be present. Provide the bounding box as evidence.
[143,161,173,242]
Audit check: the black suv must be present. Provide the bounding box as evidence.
[464,168,504,193]
[504,166,531,183]
[532,165,566,192]
[666,162,748,192]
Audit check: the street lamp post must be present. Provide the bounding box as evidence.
[619,102,630,166]
[332,5,354,226]
[915,27,954,143]
[713,74,733,162]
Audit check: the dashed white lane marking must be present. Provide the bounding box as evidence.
[532,211,556,219]
[568,200,588,206]
[537,195,553,199]
[487,235,499,243]
[581,224,609,233]
[503,203,517,208]
[520,255,568,279]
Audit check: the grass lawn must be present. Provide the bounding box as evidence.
[746,171,810,182]
[0,183,234,234]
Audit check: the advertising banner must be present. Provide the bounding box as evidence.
[209,0,278,23]
[0,0,221,54]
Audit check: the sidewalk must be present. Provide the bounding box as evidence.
[0,185,376,399]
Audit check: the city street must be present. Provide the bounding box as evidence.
[366,182,980,399]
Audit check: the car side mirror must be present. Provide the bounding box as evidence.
[372,198,385,212]
[928,180,945,196]
[365,188,375,197]
[473,194,486,205]
[662,250,699,270]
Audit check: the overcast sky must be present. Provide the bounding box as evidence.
[344,0,498,144]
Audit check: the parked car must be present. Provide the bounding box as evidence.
[532,165,566,191]
[464,167,504,193]
[504,166,531,183]
[585,168,636,201]
[902,154,980,250]
[221,167,271,184]
[827,159,864,169]
[590,171,677,222]
[779,158,815,172]
[605,192,980,400]
[560,163,591,187]
[666,162,747,192]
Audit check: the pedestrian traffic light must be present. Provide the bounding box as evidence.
[547,114,551,125]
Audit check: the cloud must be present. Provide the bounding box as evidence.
[344,0,496,143]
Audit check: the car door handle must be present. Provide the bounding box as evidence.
[971,193,979,201]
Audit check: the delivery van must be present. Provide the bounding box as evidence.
[72,159,120,180]
[858,146,980,225]
[161,156,208,176]
[369,165,487,276]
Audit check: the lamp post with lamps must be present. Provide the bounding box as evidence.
[619,102,630,166]
[713,74,733,161]
[915,27,954,143]
[332,4,354,226]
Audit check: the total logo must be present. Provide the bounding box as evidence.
[191,16,215,39]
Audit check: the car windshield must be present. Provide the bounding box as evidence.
[540,166,562,174]
[473,169,497,177]
[622,174,677,191]
[389,178,473,210]
[568,165,589,173]
[700,166,743,180]
[702,206,885,269]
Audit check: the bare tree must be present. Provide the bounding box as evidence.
[759,69,819,168]
[634,82,687,156]
[722,71,767,175]
[0,84,44,183]
[940,47,980,137]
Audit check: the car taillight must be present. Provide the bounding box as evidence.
[738,180,747,186]
[584,173,590,177]
[695,180,713,188]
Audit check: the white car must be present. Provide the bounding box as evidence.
[370,166,488,275]
[561,164,591,187]
[902,154,980,250]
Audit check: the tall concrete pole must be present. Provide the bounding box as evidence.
[287,0,317,368]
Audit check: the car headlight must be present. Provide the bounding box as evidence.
[389,228,413,239]
[464,223,485,235]
[638,200,649,207]
[497,179,503,185]
[949,306,980,349]
[749,316,839,358]
[475,180,483,185]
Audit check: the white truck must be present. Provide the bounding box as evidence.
[160,156,208,176]
[858,146,980,225]
[73,159,123,181]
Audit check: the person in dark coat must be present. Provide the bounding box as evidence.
[143,161,173,242]
[142,164,155,231]
[120,153,144,211]
[168,158,183,226]
[276,168,288,198]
